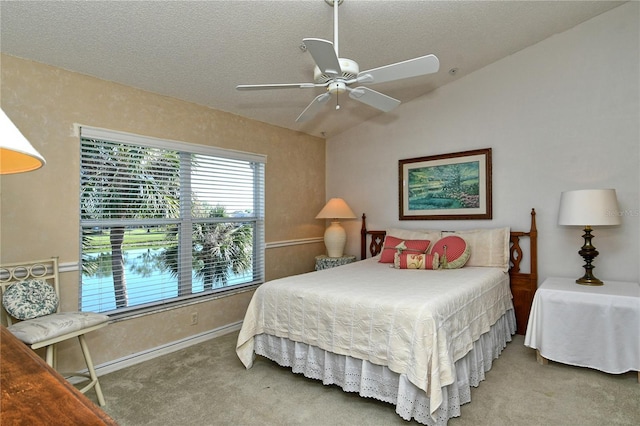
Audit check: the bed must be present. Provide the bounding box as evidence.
[236,209,538,425]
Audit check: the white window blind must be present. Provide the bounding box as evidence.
[79,127,265,315]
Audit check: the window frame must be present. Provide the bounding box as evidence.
[79,126,266,317]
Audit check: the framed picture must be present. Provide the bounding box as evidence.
[399,148,492,220]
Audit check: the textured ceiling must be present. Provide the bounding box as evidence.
[0,0,625,138]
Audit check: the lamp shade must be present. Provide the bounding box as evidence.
[0,109,45,174]
[558,189,621,226]
[315,198,356,219]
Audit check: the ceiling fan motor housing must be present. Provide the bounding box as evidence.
[313,58,359,83]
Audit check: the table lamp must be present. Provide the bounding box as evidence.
[316,198,356,258]
[1,109,45,174]
[558,189,621,285]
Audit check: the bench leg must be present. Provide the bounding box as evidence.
[78,334,106,406]
[45,344,55,367]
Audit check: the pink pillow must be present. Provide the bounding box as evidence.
[394,252,440,270]
[379,236,431,263]
[430,236,470,269]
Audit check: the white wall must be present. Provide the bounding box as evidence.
[327,2,639,284]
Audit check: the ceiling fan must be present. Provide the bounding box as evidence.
[236,0,440,123]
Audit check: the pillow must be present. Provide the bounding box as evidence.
[386,228,441,248]
[379,236,431,263]
[379,236,403,263]
[443,227,510,271]
[394,252,440,270]
[430,235,471,269]
[2,279,59,320]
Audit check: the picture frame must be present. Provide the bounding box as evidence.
[399,148,492,220]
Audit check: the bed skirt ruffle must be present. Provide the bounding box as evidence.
[253,308,516,425]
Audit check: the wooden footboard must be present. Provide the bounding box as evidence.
[361,209,538,335]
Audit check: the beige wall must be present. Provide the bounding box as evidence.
[0,54,326,370]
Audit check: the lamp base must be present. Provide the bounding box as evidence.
[576,225,604,286]
[576,276,604,286]
[324,221,346,258]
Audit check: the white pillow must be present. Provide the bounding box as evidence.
[443,227,510,271]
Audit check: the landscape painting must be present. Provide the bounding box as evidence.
[399,148,492,220]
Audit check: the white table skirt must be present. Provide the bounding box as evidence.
[525,277,640,374]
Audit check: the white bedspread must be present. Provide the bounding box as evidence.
[236,258,512,415]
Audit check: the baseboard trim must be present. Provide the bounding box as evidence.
[92,321,242,377]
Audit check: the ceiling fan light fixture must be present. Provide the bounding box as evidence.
[328,81,347,95]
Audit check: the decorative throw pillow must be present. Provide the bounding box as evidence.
[379,236,404,263]
[379,236,431,263]
[385,229,441,250]
[2,279,59,320]
[430,236,471,269]
[394,252,440,270]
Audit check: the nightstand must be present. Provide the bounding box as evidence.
[315,254,356,271]
[524,277,640,382]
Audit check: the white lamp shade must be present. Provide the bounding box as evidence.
[315,198,356,219]
[0,109,45,174]
[558,189,621,226]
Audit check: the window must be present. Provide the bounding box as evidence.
[79,127,265,316]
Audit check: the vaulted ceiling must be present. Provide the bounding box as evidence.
[0,0,625,138]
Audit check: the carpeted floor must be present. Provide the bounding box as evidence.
[97,332,640,425]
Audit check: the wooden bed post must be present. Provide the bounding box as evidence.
[360,216,386,261]
[509,208,538,335]
[360,213,367,260]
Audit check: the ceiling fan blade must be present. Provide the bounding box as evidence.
[357,54,440,85]
[303,38,341,77]
[348,87,400,112]
[236,82,324,90]
[296,92,331,123]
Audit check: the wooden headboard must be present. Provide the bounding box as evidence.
[360,209,538,335]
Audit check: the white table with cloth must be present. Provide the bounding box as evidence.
[524,277,640,378]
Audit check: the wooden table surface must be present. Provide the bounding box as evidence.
[1,325,118,425]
